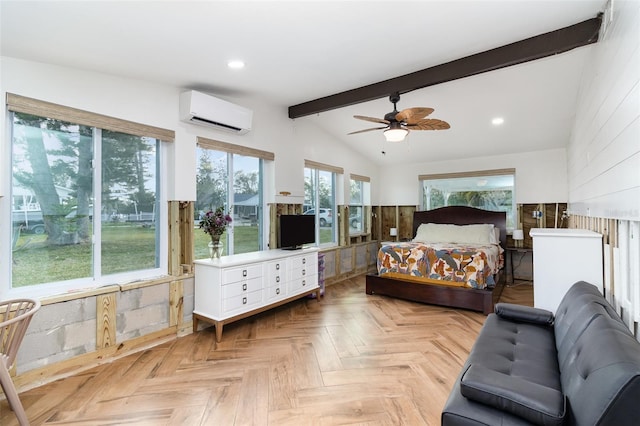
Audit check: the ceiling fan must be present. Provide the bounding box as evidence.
[348,92,450,142]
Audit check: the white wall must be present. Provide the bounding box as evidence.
[376,148,568,206]
[567,0,640,221]
[0,57,378,205]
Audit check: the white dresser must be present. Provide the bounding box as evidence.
[193,248,319,341]
[530,228,603,313]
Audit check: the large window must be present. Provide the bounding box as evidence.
[6,94,172,297]
[420,169,516,230]
[349,174,370,235]
[195,138,272,258]
[304,160,341,246]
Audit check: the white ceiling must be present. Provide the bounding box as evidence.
[0,0,606,166]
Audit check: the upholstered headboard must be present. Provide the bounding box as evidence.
[412,206,507,248]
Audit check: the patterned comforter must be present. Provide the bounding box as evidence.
[377,242,504,289]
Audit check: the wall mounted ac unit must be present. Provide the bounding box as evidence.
[179,90,253,134]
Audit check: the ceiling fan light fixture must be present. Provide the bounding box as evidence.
[384,123,408,142]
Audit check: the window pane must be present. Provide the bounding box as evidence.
[195,147,228,259]
[9,109,165,295]
[349,205,363,232]
[349,180,364,233]
[304,167,316,213]
[232,154,261,254]
[195,148,263,257]
[350,180,362,204]
[101,131,159,275]
[421,174,515,229]
[304,167,336,245]
[11,113,93,287]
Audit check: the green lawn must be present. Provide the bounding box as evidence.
[12,224,158,287]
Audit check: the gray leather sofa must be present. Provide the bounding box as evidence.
[442,281,640,425]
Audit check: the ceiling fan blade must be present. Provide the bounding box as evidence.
[406,119,451,131]
[354,115,389,125]
[347,126,388,135]
[396,107,434,124]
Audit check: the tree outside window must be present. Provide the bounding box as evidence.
[420,171,515,230]
[194,147,263,258]
[10,112,162,290]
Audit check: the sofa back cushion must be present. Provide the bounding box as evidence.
[554,281,640,425]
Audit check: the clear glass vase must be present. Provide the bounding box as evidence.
[208,239,223,259]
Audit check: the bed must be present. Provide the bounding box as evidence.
[365,206,506,314]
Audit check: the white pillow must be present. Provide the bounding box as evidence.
[490,227,500,245]
[413,223,496,245]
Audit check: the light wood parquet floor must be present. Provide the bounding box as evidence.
[2,276,533,426]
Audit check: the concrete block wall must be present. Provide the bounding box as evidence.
[14,276,191,379]
[116,284,170,341]
[17,297,97,374]
[183,277,194,324]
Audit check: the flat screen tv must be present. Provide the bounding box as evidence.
[279,214,315,250]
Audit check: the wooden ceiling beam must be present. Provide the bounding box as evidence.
[288,16,601,119]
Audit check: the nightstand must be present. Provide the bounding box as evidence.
[505,246,533,284]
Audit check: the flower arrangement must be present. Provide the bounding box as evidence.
[199,206,232,241]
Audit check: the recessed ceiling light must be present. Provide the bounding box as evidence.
[227,60,245,69]
[492,117,504,126]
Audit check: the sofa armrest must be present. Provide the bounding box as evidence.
[460,364,565,426]
[495,303,554,325]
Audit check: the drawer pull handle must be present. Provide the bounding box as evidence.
[302,280,306,286]
[276,288,280,295]
[243,297,247,304]
[302,258,306,264]
[243,270,247,277]
[242,283,247,291]
[276,276,280,283]
[276,263,280,270]
[302,269,306,276]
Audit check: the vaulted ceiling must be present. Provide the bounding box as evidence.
[1,0,607,165]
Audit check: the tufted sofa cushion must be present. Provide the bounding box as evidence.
[553,281,640,425]
[457,314,563,425]
[460,363,565,425]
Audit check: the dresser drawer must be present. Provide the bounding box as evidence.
[222,264,263,284]
[289,274,317,294]
[223,290,262,313]
[289,255,316,270]
[264,284,286,302]
[266,260,286,276]
[290,261,317,280]
[265,259,286,287]
[222,276,262,299]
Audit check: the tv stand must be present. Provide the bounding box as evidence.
[193,247,319,341]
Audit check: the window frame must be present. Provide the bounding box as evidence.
[349,174,370,236]
[3,94,173,299]
[195,137,273,257]
[419,168,516,231]
[304,160,342,247]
